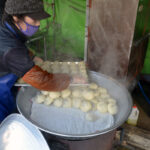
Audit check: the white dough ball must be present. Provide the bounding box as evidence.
[82,90,94,100]
[97,101,108,113]
[70,62,76,66]
[85,113,93,121]
[97,97,103,102]
[85,112,100,121]
[49,62,54,65]
[44,96,54,105]
[72,89,81,98]
[70,61,75,66]
[80,101,92,112]
[100,93,110,99]
[97,87,102,93]
[49,92,60,99]
[99,87,108,94]
[61,89,71,98]
[36,95,45,104]
[108,103,118,115]
[107,98,117,104]
[72,98,81,108]
[41,65,49,71]
[63,98,72,108]
[41,91,49,95]
[89,83,98,90]
[90,98,98,104]
[94,91,100,97]
[90,103,97,111]
[61,62,69,66]
[53,98,63,107]
[97,98,108,105]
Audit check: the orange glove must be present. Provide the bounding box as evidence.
[22,65,71,91]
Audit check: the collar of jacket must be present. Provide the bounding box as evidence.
[4,21,28,43]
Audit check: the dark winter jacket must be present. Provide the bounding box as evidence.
[0,21,34,77]
[0,0,6,19]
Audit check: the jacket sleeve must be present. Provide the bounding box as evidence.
[3,47,34,77]
[22,65,71,91]
[0,0,6,21]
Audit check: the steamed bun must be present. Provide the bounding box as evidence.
[61,89,71,98]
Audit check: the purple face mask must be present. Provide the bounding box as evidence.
[17,21,40,37]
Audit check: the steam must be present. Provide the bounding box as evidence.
[88,0,138,84]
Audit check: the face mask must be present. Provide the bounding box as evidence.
[17,21,40,37]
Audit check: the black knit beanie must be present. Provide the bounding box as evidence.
[4,0,50,20]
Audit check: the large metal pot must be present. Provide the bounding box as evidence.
[0,114,50,150]
[16,71,132,149]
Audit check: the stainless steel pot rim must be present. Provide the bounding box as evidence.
[17,71,133,139]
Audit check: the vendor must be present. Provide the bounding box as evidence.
[0,0,71,122]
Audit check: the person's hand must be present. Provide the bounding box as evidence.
[22,65,71,91]
[72,75,87,84]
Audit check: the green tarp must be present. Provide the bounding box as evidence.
[142,38,150,74]
[134,0,150,74]
[54,0,86,58]
[30,0,86,60]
